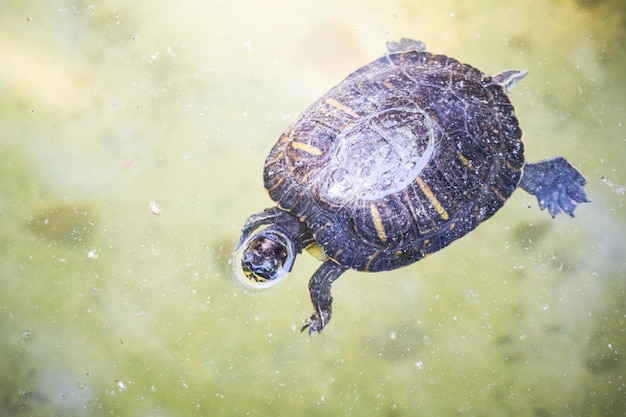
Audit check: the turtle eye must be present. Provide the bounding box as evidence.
[232,230,295,290]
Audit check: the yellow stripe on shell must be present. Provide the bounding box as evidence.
[490,185,507,202]
[416,177,449,221]
[290,141,324,156]
[369,203,387,242]
[456,150,474,171]
[266,177,284,193]
[364,250,379,272]
[325,97,360,118]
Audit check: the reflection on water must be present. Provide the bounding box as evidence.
[1,0,625,416]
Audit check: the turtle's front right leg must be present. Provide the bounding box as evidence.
[301,259,347,336]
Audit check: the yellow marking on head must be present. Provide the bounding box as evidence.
[291,141,323,156]
[325,97,360,118]
[416,177,449,220]
[370,203,387,242]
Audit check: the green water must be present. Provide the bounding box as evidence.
[1,1,624,415]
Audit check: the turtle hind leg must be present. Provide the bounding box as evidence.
[519,157,589,217]
[301,260,347,336]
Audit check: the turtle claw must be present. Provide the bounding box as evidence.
[301,260,345,335]
[301,310,331,336]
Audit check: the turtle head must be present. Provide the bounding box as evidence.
[233,228,296,290]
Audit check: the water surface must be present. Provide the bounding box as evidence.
[1,1,625,415]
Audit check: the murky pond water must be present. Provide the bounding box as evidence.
[1,1,625,415]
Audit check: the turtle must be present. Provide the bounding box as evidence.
[233,38,588,335]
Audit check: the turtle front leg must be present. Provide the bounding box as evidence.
[519,157,589,217]
[301,259,347,335]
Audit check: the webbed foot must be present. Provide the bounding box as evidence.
[300,259,347,336]
[519,157,589,217]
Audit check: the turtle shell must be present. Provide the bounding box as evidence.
[263,46,524,272]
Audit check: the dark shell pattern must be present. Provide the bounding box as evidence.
[263,49,525,272]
